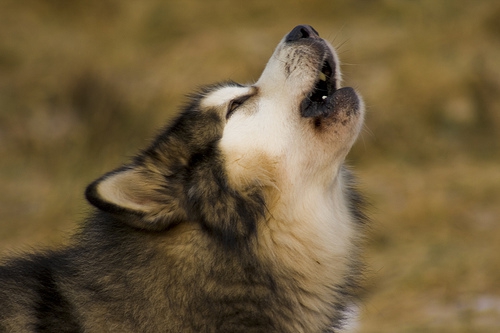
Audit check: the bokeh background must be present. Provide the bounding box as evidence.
[1,0,499,331]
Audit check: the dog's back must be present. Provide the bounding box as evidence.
[3,216,345,332]
[0,251,78,331]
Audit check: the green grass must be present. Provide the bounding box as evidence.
[1,0,499,331]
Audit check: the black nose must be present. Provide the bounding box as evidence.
[285,25,320,42]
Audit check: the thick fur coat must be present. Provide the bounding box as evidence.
[0,25,366,333]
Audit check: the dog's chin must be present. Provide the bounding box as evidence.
[303,85,361,123]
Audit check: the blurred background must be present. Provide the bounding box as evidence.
[1,0,499,331]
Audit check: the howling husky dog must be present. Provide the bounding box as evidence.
[0,25,366,332]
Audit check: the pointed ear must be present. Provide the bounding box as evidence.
[85,166,187,230]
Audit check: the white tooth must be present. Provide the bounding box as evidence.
[322,95,327,100]
[319,72,327,81]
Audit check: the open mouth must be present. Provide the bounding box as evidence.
[300,56,337,118]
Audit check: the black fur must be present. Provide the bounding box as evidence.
[33,257,82,333]
[0,254,82,333]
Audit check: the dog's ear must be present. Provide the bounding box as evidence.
[85,166,186,230]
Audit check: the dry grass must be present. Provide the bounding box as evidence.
[1,0,499,331]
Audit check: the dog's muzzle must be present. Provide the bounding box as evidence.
[285,25,359,119]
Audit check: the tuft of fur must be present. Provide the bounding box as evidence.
[0,25,366,332]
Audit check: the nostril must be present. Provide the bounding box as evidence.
[298,27,311,39]
[285,25,320,42]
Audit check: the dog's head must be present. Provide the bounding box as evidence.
[86,25,364,244]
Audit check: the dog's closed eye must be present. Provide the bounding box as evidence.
[226,95,252,119]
